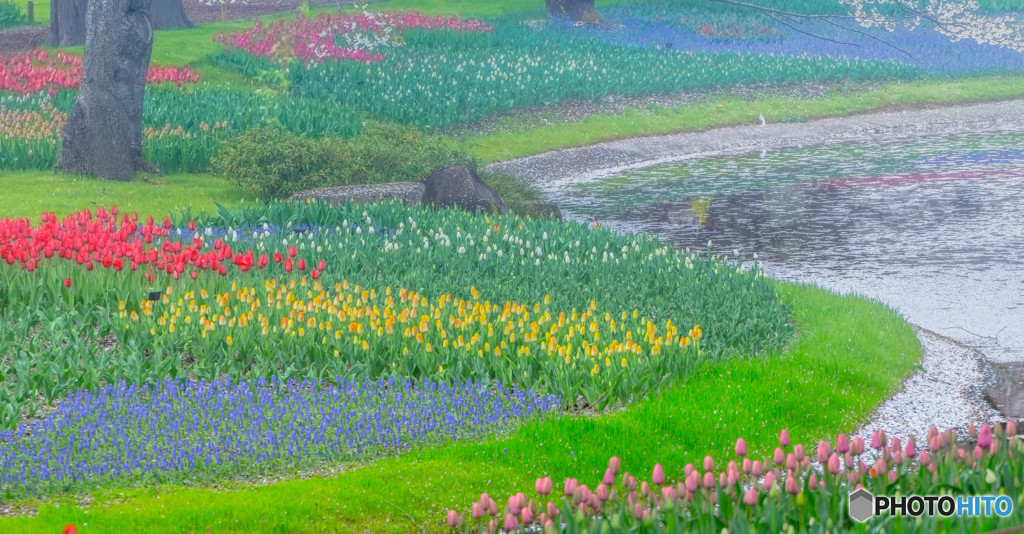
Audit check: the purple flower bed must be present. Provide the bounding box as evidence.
[573,4,1024,75]
[0,377,559,494]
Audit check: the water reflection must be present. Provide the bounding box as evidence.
[552,132,1024,364]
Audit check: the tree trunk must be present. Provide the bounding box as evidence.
[150,0,193,29]
[49,0,87,47]
[57,0,155,181]
[50,0,191,47]
[546,0,598,22]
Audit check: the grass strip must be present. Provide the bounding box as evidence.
[463,75,1024,163]
[0,281,921,533]
[0,171,255,223]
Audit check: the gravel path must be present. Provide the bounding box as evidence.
[485,98,1024,189]
[851,329,1002,444]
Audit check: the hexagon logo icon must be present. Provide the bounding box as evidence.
[849,488,874,522]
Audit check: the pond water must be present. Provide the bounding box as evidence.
[544,130,1024,399]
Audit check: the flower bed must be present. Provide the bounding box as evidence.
[444,424,1024,532]
[0,376,558,495]
[0,49,200,96]
[0,201,793,431]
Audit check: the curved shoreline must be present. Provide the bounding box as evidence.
[488,98,1024,436]
[485,98,1024,189]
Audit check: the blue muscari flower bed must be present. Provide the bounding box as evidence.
[575,3,1024,76]
[0,377,559,494]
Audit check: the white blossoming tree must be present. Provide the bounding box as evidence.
[709,0,1024,53]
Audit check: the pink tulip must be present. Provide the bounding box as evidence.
[488,519,498,533]
[735,437,748,457]
[597,483,609,502]
[969,423,978,439]
[609,456,621,475]
[828,453,841,475]
[979,424,992,449]
[893,450,904,466]
[487,498,497,516]
[752,460,764,477]
[891,437,902,454]
[446,510,459,527]
[603,468,615,486]
[871,430,883,450]
[888,470,898,483]
[836,433,850,454]
[661,486,676,502]
[793,444,806,461]
[640,481,651,497]
[875,458,887,474]
[652,463,665,485]
[851,436,865,456]
[703,471,715,489]
[808,473,819,490]
[905,436,917,458]
[726,470,738,488]
[763,471,775,491]
[785,475,799,495]
[718,472,728,488]
[1008,421,1017,436]
[546,501,559,518]
[684,463,694,478]
[919,451,931,466]
[536,477,548,495]
[742,458,752,474]
[471,502,484,519]
[544,519,555,533]
[624,473,637,491]
[634,502,644,519]
[704,455,715,472]
[816,441,830,463]
[503,513,519,531]
[564,478,577,496]
[773,447,785,465]
[743,488,759,506]
[845,452,854,470]
[686,471,698,493]
[521,508,533,525]
[779,429,790,447]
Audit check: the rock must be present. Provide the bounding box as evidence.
[523,200,563,220]
[424,165,509,214]
[290,182,425,206]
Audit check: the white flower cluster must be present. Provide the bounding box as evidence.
[838,0,1024,52]
[341,1,397,52]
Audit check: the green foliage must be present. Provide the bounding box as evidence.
[212,123,471,199]
[0,0,25,30]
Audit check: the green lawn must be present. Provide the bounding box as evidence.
[0,171,255,223]
[0,281,921,533]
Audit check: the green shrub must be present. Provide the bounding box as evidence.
[0,1,25,29]
[213,123,471,200]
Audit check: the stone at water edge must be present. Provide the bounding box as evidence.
[424,165,510,214]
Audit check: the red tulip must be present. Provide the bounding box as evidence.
[63,525,78,534]
[64,277,72,288]
[297,258,307,271]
